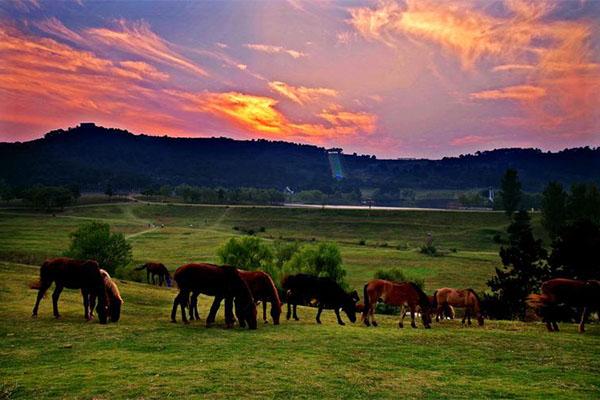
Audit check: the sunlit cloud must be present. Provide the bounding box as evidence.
[268,81,338,105]
[450,135,487,146]
[86,19,208,77]
[470,85,546,101]
[244,43,306,59]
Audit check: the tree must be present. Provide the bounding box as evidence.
[487,210,547,320]
[0,179,14,202]
[499,168,522,217]
[272,240,301,269]
[105,183,114,198]
[284,242,347,287]
[568,183,600,225]
[21,186,74,212]
[65,221,132,275]
[217,236,274,275]
[549,219,600,280]
[541,181,568,239]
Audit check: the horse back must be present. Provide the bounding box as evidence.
[41,257,103,289]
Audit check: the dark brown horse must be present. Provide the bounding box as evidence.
[171,263,257,329]
[527,278,600,333]
[90,269,123,322]
[135,262,171,287]
[362,279,432,328]
[190,269,282,325]
[432,288,484,326]
[282,274,359,325]
[30,258,108,324]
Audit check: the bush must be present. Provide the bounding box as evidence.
[358,239,366,246]
[64,221,132,275]
[217,236,274,275]
[284,242,347,287]
[419,243,438,256]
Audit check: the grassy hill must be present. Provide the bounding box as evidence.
[0,203,598,398]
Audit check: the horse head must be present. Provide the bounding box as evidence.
[342,290,360,323]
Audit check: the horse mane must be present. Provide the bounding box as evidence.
[100,269,123,304]
[262,271,282,306]
[409,282,431,310]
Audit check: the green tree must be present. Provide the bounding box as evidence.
[284,242,347,287]
[272,240,301,269]
[0,179,14,202]
[487,210,547,320]
[65,221,132,275]
[217,236,274,274]
[541,181,568,238]
[549,219,600,281]
[105,183,114,198]
[568,183,600,225]
[499,168,522,217]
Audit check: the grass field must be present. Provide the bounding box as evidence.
[0,203,598,399]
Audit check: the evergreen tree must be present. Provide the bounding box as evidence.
[499,168,522,217]
[549,219,600,280]
[541,181,567,238]
[487,210,547,320]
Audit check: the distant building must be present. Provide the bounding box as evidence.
[488,187,495,203]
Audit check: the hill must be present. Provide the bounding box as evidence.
[1,123,599,193]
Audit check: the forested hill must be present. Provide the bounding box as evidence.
[1,123,599,192]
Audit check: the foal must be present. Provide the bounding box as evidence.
[135,262,171,286]
[31,258,108,324]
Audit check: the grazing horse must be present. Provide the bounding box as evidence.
[171,263,257,329]
[362,279,432,328]
[432,288,484,326]
[282,274,359,325]
[30,258,108,324]
[527,278,600,333]
[90,269,123,322]
[190,269,282,325]
[135,262,171,287]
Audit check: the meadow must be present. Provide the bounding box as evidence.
[0,202,598,399]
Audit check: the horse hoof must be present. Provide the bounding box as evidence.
[264,321,269,324]
[31,314,37,318]
[372,321,378,327]
[170,320,177,323]
[338,322,345,326]
[364,321,370,327]
[294,317,299,321]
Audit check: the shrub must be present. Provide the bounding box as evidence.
[64,221,132,275]
[284,242,347,287]
[419,243,438,256]
[358,239,366,246]
[217,236,273,275]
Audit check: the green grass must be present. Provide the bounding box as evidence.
[0,203,598,398]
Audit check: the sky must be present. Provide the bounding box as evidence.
[0,0,599,158]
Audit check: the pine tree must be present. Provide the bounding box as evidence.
[541,181,567,238]
[487,210,547,320]
[499,168,522,217]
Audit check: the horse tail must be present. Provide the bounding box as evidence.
[134,264,147,271]
[30,260,51,289]
[431,290,438,310]
[29,280,42,290]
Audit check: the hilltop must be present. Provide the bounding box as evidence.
[1,123,599,193]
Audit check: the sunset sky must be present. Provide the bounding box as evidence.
[1,0,599,158]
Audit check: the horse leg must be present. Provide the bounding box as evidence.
[467,307,472,326]
[263,301,268,324]
[179,289,189,324]
[170,292,180,323]
[206,296,222,327]
[398,306,406,329]
[579,307,589,333]
[224,297,235,328]
[293,304,299,321]
[334,308,345,326]
[461,307,467,325]
[81,288,91,320]
[410,305,417,329]
[147,270,150,284]
[32,281,51,317]
[89,291,96,318]
[193,293,200,320]
[552,321,559,332]
[286,301,292,320]
[316,304,324,324]
[52,284,64,319]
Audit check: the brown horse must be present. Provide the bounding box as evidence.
[135,262,171,287]
[362,279,432,328]
[90,269,123,322]
[30,257,108,324]
[171,263,257,329]
[432,288,484,326]
[190,269,282,325]
[527,278,600,333]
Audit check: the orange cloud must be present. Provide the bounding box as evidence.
[86,20,208,77]
[470,85,546,101]
[349,0,600,129]
[268,81,338,105]
[244,43,306,59]
[166,90,376,140]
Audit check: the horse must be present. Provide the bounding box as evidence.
[281,274,359,325]
[362,279,432,328]
[527,278,600,333]
[89,269,123,322]
[190,269,282,325]
[135,262,171,287]
[30,257,108,324]
[171,263,257,329]
[432,288,484,326]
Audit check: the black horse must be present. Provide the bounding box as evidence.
[282,273,359,325]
